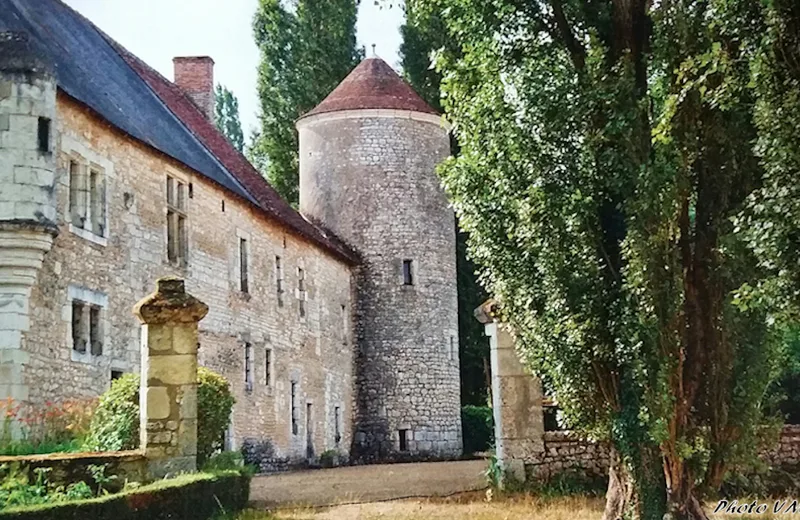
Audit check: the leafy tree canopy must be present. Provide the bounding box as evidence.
[417,0,798,518]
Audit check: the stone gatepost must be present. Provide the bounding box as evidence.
[475,299,544,486]
[133,277,208,478]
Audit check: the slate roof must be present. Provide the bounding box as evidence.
[0,0,358,265]
[302,57,439,119]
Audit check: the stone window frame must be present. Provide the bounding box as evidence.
[275,255,285,307]
[62,135,112,247]
[264,347,273,390]
[244,341,254,393]
[67,285,108,365]
[165,170,190,268]
[401,259,415,286]
[295,260,308,321]
[290,379,299,436]
[235,229,252,297]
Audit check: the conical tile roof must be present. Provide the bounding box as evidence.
[302,57,439,118]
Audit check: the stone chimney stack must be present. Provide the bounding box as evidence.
[173,56,215,120]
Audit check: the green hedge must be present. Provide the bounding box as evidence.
[462,405,494,454]
[0,471,250,520]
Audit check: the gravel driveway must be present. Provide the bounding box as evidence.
[249,459,489,508]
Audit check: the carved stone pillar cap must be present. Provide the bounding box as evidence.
[474,298,499,324]
[133,276,209,324]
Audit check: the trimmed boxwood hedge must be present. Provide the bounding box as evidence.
[0,471,250,520]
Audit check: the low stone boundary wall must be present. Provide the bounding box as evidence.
[525,431,609,481]
[521,425,800,483]
[761,424,800,467]
[0,450,146,490]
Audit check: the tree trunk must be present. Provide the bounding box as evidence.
[602,446,666,520]
[603,450,635,520]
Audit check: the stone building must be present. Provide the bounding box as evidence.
[0,0,461,462]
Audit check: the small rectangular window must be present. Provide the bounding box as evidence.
[276,256,284,307]
[402,260,414,286]
[69,160,86,229]
[111,370,124,382]
[334,406,341,446]
[37,117,50,153]
[239,238,249,294]
[399,429,409,452]
[89,168,106,236]
[298,268,306,318]
[89,305,102,356]
[291,381,298,435]
[244,342,253,391]
[341,304,348,345]
[449,336,456,362]
[166,176,188,265]
[71,301,86,353]
[265,349,272,387]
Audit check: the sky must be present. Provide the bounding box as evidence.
[63,0,405,134]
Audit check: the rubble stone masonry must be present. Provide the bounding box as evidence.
[20,95,356,461]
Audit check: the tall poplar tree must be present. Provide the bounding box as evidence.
[214,85,245,153]
[251,0,362,205]
[420,0,789,518]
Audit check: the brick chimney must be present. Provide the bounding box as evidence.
[173,56,215,120]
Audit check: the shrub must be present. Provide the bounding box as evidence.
[240,438,275,467]
[83,374,139,452]
[461,405,494,454]
[84,368,235,464]
[0,471,250,520]
[197,368,236,464]
[319,450,340,468]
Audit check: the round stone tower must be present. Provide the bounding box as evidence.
[0,31,58,417]
[297,57,462,461]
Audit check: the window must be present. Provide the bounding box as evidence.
[399,429,409,452]
[166,176,188,265]
[239,238,249,294]
[265,349,272,387]
[111,370,124,381]
[402,260,414,285]
[275,256,284,307]
[71,301,86,353]
[341,304,348,345]
[37,117,50,153]
[244,342,253,391]
[450,336,456,362]
[297,268,306,318]
[334,406,341,446]
[69,160,106,237]
[71,300,103,356]
[291,381,298,435]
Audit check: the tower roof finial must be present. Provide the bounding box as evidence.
[371,44,377,57]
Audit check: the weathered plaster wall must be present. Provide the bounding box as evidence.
[21,95,356,461]
[298,110,462,460]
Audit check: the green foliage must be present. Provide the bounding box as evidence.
[202,451,243,473]
[197,367,236,464]
[418,0,794,515]
[83,374,139,452]
[250,0,363,205]
[526,470,607,499]
[461,405,493,454]
[214,85,245,152]
[0,471,250,520]
[400,4,489,406]
[83,368,235,465]
[0,464,94,511]
[318,449,340,468]
[0,399,95,456]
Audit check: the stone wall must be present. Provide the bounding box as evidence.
[0,450,146,491]
[19,95,356,462]
[525,431,610,481]
[760,425,800,467]
[298,110,462,461]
